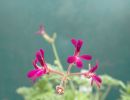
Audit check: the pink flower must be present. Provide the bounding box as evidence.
[67,38,92,68]
[36,25,46,35]
[27,49,48,81]
[84,62,102,88]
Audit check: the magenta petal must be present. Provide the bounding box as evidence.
[27,69,38,78]
[76,39,83,52]
[36,51,44,66]
[36,69,46,77]
[89,61,98,73]
[93,75,102,83]
[78,39,83,46]
[94,79,101,88]
[91,75,102,88]
[67,56,76,63]
[32,58,38,69]
[27,69,46,81]
[71,38,77,47]
[40,49,44,58]
[80,54,92,60]
[76,59,83,68]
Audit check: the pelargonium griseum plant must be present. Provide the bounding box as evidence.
[27,25,102,95]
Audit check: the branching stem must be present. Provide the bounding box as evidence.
[49,68,64,76]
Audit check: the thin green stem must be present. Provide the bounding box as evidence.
[51,42,63,70]
[101,85,111,100]
[95,89,100,100]
[69,80,76,92]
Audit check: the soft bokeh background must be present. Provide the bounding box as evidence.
[0,0,130,100]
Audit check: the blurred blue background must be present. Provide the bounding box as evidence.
[0,0,130,100]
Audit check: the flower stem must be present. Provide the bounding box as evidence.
[95,88,100,100]
[51,42,63,70]
[49,68,64,76]
[69,72,86,76]
[101,85,111,100]
[42,33,54,43]
[69,80,76,92]
[67,64,73,75]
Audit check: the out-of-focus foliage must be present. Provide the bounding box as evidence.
[119,82,130,100]
[17,65,126,100]
[101,75,126,88]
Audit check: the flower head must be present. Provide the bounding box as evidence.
[84,61,102,88]
[67,38,92,68]
[36,25,46,35]
[27,49,48,81]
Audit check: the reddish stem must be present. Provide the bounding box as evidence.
[69,72,88,76]
[49,68,64,76]
[67,64,73,75]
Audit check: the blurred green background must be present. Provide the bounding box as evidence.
[0,0,130,100]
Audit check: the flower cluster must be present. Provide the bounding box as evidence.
[27,25,102,94]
